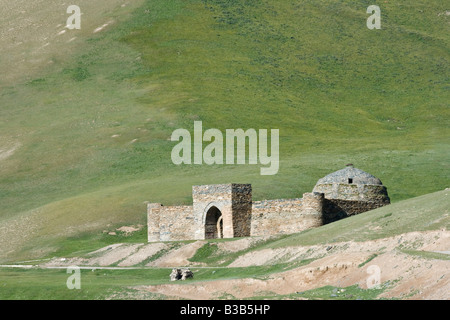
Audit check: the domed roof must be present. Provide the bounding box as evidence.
[315,166,383,186]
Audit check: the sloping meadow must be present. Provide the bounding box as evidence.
[0,0,448,264]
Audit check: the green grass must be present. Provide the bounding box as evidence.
[0,262,307,300]
[277,284,389,300]
[0,0,449,263]
[188,242,220,263]
[37,224,148,260]
[0,267,169,300]
[358,253,379,268]
[0,267,392,300]
[400,249,450,261]
[187,237,273,266]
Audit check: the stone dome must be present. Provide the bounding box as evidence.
[315,166,383,186]
[312,165,390,203]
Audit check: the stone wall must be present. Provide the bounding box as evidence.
[250,193,324,236]
[231,184,252,238]
[148,184,253,242]
[147,204,194,242]
[158,206,195,241]
[148,191,327,241]
[323,198,389,224]
[147,180,390,242]
[147,203,162,242]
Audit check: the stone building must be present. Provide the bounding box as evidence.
[313,164,390,223]
[147,165,390,242]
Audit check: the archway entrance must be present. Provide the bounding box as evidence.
[205,206,223,239]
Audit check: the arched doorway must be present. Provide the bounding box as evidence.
[205,206,223,239]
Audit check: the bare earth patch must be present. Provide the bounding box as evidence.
[116,224,143,235]
[215,237,262,254]
[0,142,20,161]
[147,241,207,267]
[118,242,169,267]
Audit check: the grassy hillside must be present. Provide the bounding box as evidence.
[0,0,448,262]
[0,188,448,300]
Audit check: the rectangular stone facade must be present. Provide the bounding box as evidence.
[192,184,252,239]
[147,204,194,241]
[250,193,324,237]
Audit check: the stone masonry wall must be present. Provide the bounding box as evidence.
[147,181,389,242]
[148,204,194,242]
[147,203,162,242]
[232,184,252,238]
[250,193,324,236]
[158,206,195,241]
[323,199,389,224]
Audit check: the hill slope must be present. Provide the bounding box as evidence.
[0,189,448,300]
[0,0,449,262]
